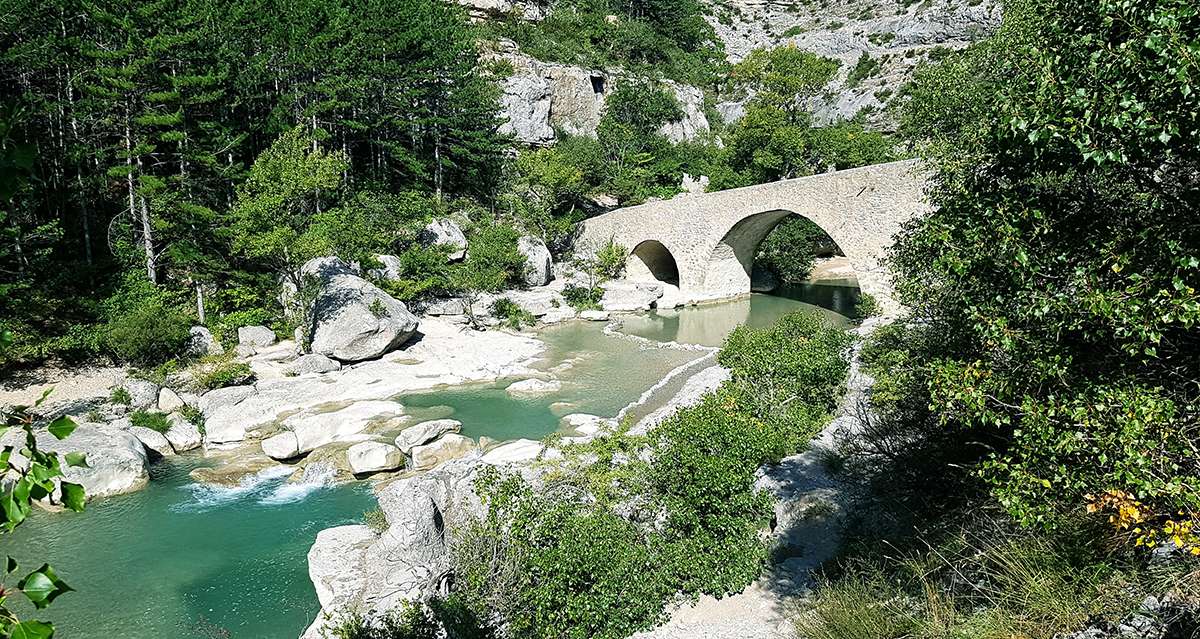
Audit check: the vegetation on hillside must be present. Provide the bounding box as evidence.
[792,0,1200,635]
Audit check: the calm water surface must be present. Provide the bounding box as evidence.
[4,283,855,638]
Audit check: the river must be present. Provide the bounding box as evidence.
[2,281,859,638]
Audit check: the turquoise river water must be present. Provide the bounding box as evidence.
[2,282,858,639]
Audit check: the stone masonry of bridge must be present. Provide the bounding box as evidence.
[576,159,930,314]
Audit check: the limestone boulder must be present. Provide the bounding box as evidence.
[600,280,664,312]
[129,426,174,458]
[261,401,404,460]
[347,442,406,475]
[305,257,420,363]
[394,419,462,455]
[418,218,468,261]
[410,434,476,471]
[303,525,377,638]
[506,378,561,397]
[286,354,342,376]
[121,379,159,410]
[518,236,553,287]
[28,423,150,500]
[368,254,404,281]
[163,413,202,453]
[238,325,276,348]
[421,297,468,316]
[157,387,186,412]
[187,326,224,357]
[579,310,610,321]
[198,385,256,414]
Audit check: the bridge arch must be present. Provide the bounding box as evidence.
[627,240,680,286]
[576,160,930,314]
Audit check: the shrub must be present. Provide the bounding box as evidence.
[130,410,171,434]
[854,292,881,319]
[374,245,455,303]
[489,298,535,330]
[104,299,192,366]
[461,224,527,292]
[179,405,205,434]
[363,509,388,534]
[756,217,840,283]
[561,285,603,311]
[190,356,254,391]
[110,387,132,405]
[212,308,275,348]
[595,239,628,280]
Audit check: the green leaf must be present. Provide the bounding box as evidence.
[46,416,76,441]
[18,564,72,609]
[64,452,88,468]
[59,482,85,513]
[10,620,54,639]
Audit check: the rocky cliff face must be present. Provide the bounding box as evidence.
[486,44,712,146]
[476,0,999,139]
[707,0,1001,127]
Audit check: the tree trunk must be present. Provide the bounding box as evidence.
[196,282,206,324]
[140,196,157,284]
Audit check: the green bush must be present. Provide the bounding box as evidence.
[460,224,527,293]
[190,356,254,391]
[595,239,628,280]
[854,292,881,319]
[179,405,205,434]
[110,387,132,405]
[212,308,275,348]
[104,299,192,366]
[562,285,603,311]
[489,298,535,330]
[129,410,171,434]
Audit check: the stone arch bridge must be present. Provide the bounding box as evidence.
[576,160,930,313]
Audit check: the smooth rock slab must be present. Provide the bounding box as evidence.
[129,426,175,458]
[347,441,405,474]
[261,401,404,460]
[481,439,544,465]
[410,434,476,471]
[506,378,561,396]
[579,310,610,321]
[394,419,462,455]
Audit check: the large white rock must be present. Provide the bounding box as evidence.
[302,525,377,638]
[238,325,276,348]
[600,280,665,312]
[198,385,256,414]
[394,419,462,455]
[31,423,149,500]
[347,442,406,475]
[506,378,561,397]
[187,326,224,357]
[517,236,553,287]
[286,354,342,376]
[305,257,420,363]
[410,434,476,471]
[419,218,468,261]
[157,387,186,412]
[163,413,202,453]
[260,401,404,460]
[481,439,544,465]
[129,426,174,458]
[121,379,159,410]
